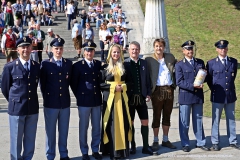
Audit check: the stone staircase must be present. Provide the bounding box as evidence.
[0,1,131,109]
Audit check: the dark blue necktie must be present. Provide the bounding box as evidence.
[90,62,94,68]
[190,60,194,67]
[24,62,29,72]
[222,59,226,67]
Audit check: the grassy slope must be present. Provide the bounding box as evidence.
[140,0,240,119]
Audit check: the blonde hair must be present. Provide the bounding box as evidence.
[106,45,125,76]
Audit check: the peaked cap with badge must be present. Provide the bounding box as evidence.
[82,41,97,51]
[181,40,195,50]
[50,38,65,47]
[214,40,229,49]
[16,36,32,47]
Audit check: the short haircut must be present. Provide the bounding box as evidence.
[153,38,166,47]
[130,41,140,49]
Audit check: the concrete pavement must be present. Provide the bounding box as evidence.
[1,107,240,160]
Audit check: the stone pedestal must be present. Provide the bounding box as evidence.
[142,0,170,55]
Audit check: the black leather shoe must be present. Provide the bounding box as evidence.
[60,157,70,160]
[212,144,220,151]
[82,154,90,160]
[92,152,102,160]
[230,144,240,150]
[196,145,211,151]
[142,146,153,155]
[130,146,136,154]
[182,146,190,152]
[162,141,177,149]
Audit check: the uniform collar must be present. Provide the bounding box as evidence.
[19,57,31,67]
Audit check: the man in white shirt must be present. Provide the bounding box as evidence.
[71,19,83,59]
[145,38,177,151]
[11,0,24,22]
[66,1,74,30]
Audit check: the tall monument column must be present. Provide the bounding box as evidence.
[142,0,170,55]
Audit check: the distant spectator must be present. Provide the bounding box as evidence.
[4,1,14,26]
[1,26,17,63]
[72,19,82,59]
[82,22,94,42]
[30,0,38,17]
[112,25,126,50]
[37,1,45,23]
[107,17,116,34]
[105,9,113,23]
[45,27,55,58]
[51,0,57,13]
[95,11,104,30]
[1,0,7,11]
[33,23,45,63]
[95,2,103,13]
[11,0,24,23]
[12,19,23,39]
[117,9,126,21]
[117,16,127,36]
[28,16,36,30]
[90,9,98,23]
[99,22,112,62]
[66,0,74,30]
[110,0,117,9]
[44,10,53,26]
[113,3,120,13]
[59,0,66,12]
[27,30,39,61]
[45,0,52,13]
[24,0,34,26]
[80,9,89,28]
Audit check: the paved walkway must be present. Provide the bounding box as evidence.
[0,108,240,159]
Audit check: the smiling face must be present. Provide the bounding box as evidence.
[17,45,32,61]
[52,46,63,59]
[84,49,95,61]
[183,47,194,59]
[154,41,165,55]
[129,44,140,60]
[111,46,121,63]
[216,47,228,58]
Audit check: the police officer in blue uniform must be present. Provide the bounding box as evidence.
[1,36,40,160]
[71,41,102,160]
[40,38,72,160]
[206,40,240,151]
[175,40,210,152]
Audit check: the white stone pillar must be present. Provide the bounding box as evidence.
[142,0,170,55]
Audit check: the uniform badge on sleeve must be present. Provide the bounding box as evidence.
[232,73,234,76]
[142,66,145,71]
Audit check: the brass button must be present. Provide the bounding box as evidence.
[85,73,87,74]
[93,79,95,81]
[225,71,227,72]
[60,94,62,96]
[226,83,228,85]
[93,72,94,74]
[94,86,96,88]
[59,73,61,75]
[16,77,18,78]
[29,90,31,93]
[48,93,49,95]
[51,73,52,74]
[82,92,84,94]
[95,92,96,94]
[29,98,30,100]
[226,89,228,91]
[194,70,195,72]
[59,80,61,82]
[60,87,62,89]
[28,77,30,79]
[195,90,197,92]
[226,77,228,79]
[28,83,30,86]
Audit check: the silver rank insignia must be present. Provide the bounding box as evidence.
[23,37,26,42]
[58,38,61,42]
[88,41,91,46]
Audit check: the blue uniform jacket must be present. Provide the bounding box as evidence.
[206,56,237,103]
[40,58,72,109]
[1,58,40,116]
[70,59,102,107]
[175,58,205,105]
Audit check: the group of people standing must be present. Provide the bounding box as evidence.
[1,15,240,159]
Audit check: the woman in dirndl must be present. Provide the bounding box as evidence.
[4,1,14,26]
[100,44,132,160]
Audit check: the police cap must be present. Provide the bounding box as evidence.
[181,40,195,50]
[83,41,97,51]
[16,36,32,47]
[50,38,65,47]
[215,40,229,49]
